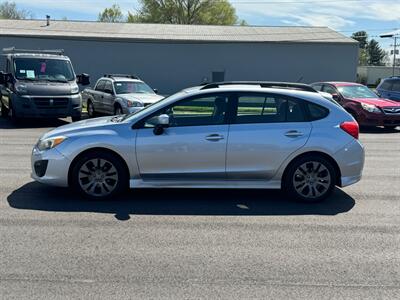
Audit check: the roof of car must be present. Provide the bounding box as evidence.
[102,77,142,82]
[5,53,69,60]
[315,81,363,87]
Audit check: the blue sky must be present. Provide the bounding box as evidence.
[12,0,400,49]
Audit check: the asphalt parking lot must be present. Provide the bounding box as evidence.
[0,117,399,299]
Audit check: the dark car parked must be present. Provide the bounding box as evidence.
[311,82,400,129]
[376,76,400,101]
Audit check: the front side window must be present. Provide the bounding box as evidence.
[234,94,305,124]
[337,85,378,98]
[114,81,154,95]
[103,81,114,94]
[142,94,229,128]
[14,58,75,82]
[311,84,323,91]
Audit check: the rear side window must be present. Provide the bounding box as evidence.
[95,80,106,91]
[234,94,305,124]
[307,102,329,121]
[392,80,400,92]
[379,79,393,91]
[311,84,323,91]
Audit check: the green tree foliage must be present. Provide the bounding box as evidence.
[351,31,386,66]
[351,31,368,49]
[98,4,124,23]
[367,39,386,66]
[0,1,29,19]
[129,0,241,25]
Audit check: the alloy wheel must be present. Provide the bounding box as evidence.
[292,161,331,199]
[78,158,119,197]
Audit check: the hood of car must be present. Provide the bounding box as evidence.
[347,97,400,108]
[118,93,164,104]
[42,116,118,139]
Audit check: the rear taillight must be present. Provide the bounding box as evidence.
[340,121,359,139]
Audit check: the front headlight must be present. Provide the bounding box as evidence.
[126,100,143,107]
[361,103,381,113]
[36,136,67,151]
[15,84,27,94]
[71,85,79,94]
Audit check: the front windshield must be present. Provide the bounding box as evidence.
[337,85,378,99]
[14,58,75,82]
[114,81,154,94]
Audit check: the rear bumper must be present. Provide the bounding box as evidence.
[357,111,400,127]
[334,139,365,187]
[12,94,82,118]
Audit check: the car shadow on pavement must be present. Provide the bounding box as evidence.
[7,182,355,220]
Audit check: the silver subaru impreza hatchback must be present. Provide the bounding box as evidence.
[31,82,364,202]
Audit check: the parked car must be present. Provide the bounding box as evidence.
[311,81,400,129]
[31,81,364,202]
[0,47,89,122]
[81,74,164,117]
[376,76,400,101]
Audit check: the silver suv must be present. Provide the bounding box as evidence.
[81,74,163,117]
[31,82,364,202]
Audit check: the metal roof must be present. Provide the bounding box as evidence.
[0,19,356,44]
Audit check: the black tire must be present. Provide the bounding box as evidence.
[8,101,19,123]
[70,151,128,200]
[87,100,96,118]
[1,101,8,118]
[114,104,123,115]
[71,114,82,122]
[283,155,336,203]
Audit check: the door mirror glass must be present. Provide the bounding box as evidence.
[104,88,113,94]
[153,88,158,94]
[77,73,90,85]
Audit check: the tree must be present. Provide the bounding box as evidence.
[0,1,29,19]
[128,0,241,25]
[98,4,123,23]
[351,31,368,49]
[367,39,386,66]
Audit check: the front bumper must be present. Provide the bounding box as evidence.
[13,94,82,118]
[358,111,400,127]
[31,146,71,187]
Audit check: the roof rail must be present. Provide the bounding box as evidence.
[200,81,317,93]
[2,47,64,55]
[104,74,140,80]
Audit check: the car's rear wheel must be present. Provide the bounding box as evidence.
[87,100,96,118]
[284,155,336,202]
[71,151,128,200]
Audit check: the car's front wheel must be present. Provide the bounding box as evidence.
[70,151,128,200]
[284,155,336,202]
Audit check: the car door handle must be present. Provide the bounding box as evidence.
[285,130,303,137]
[205,134,224,141]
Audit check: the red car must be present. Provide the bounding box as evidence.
[311,82,400,129]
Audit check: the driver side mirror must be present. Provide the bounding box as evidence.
[153,88,158,94]
[0,71,11,85]
[76,73,90,86]
[153,114,169,135]
[331,93,340,101]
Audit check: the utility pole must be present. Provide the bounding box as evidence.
[380,30,400,76]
